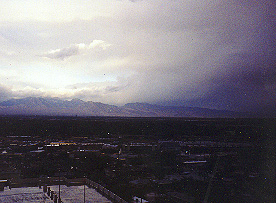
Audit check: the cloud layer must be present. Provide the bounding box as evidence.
[0,0,275,115]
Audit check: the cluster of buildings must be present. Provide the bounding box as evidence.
[0,132,259,202]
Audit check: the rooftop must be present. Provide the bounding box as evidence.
[0,187,51,203]
[0,185,112,203]
[50,185,111,203]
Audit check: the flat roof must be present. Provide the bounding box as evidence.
[0,187,51,203]
[0,185,112,203]
[50,185,111,203]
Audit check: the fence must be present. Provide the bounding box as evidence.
[86,178,128,203]
[8,177,128,203]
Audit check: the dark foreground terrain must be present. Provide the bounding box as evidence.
[0,116,275,202]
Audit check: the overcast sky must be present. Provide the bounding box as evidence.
[0,0,275,114]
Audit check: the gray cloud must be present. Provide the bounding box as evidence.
[41,44,81,60]
[41,40,111,60]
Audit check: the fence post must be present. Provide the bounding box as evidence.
[43,185,47,193]
[53,193,57,203]
[47,187,51,196]
[50,191,54,199]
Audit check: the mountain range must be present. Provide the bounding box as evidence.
[0,97,250,117]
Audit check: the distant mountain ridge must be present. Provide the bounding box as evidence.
[0,97,249,117]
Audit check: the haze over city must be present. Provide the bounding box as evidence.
[0,0,275,116]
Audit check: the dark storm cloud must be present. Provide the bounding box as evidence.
[147,0,276,115]
[174,50,276,115]
[204,3,276,114]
